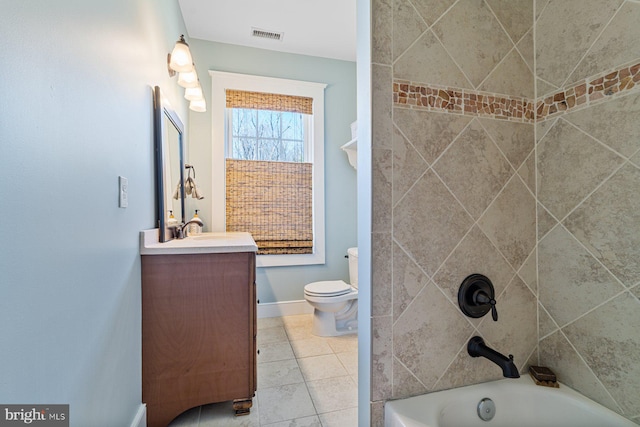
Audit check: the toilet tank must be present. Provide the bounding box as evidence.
[347,247,358,288]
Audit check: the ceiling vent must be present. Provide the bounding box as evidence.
[251,27,284,41]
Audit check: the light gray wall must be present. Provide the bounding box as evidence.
[186,40,357,304]
[0,1,188,425]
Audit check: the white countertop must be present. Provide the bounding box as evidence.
[140,229,258,255]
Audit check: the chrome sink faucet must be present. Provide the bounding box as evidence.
[170,217,204,239]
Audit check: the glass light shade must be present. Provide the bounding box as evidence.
[169,37,193,72]
[184,85,204,101]
[189,98,207,112]
[177,69,198,88]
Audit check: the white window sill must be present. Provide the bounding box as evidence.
[257,251,325,268]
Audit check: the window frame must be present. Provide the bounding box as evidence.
[210,71,327,267]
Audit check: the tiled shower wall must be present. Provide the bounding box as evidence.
[369,0,640,425]
[535,0,640,423]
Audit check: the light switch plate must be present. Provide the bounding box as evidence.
[119,176,128,208]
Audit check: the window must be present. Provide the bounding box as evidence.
[210,71,327,267]
[228,108,308,162]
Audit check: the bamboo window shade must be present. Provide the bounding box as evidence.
[226,159,313,255]
[225,89,313,114]
[225,90,315,254]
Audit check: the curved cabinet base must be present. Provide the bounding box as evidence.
[142,252,257,427]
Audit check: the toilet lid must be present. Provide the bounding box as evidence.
[304,280,352,297]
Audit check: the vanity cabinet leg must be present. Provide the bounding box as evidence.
[233,397,253,416]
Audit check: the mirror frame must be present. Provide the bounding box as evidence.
[153,86,185,242]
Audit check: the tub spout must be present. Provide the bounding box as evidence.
[468,336,520,378]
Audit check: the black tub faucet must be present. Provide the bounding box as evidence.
[468,336,520,378]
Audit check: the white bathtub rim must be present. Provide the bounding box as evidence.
[384,375,635,427]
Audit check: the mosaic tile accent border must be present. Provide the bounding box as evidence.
[393,61,640,123]
[393,81,535,123]
[536,61,640,121]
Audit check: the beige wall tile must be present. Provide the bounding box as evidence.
[564,164,640,287]
[370,401,385,427]
[539,331,621,413]
[630,152,640,169]
[369,0,638,420]
[537,303,558,339]
[433,0,513,87]
[393,108,472,165]
[535,78,558,99]
[434,120,514,220]
[535,0,623,87]
[538,225,624,327]
[523,346,539,371]
[433,225,516,304]
[434,342,503,391]
[478,276,538,368]
[517,150,536,194]
[393,282,474,388]
[392,356,428,398]
[563,92,640,158]
[536,203,557,240]
[392,243,430,322]
[372,149,393,233]
[372,64,393,150]
[568,2,640,85]
[516,28,534,72]
[392,125,428,205]
[487,0,533,43]
[393,0,428,61]
[537,118,624,219]
[372,232,392,316]
[480,48,535,98]
[563,292,640,414]
[372,315,393,401]
[479,118,534,170]
[393,30,472,88]
[518,248,537,295]
[410,0,456,27]
[372,0,392,65]
[535,0,551,21]
[478,176,536,270]
[535,116,557,143]
[393,170,473,276]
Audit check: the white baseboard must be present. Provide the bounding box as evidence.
[130,404,146,427]
[257,300,313,318]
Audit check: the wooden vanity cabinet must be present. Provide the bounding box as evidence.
[141,251,256,427]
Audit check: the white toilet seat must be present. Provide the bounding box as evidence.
[304,280,352,297]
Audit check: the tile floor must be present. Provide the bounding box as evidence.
[168,314,358,427]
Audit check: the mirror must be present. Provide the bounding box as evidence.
[153,86,185,242]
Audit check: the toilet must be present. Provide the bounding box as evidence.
[304,247,358,336]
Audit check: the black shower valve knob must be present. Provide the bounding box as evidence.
[458,274,499,321]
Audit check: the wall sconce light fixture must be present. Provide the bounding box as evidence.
[168,35,207,112]
[168,35,193,74]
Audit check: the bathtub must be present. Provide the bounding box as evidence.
[385,376,636,427]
